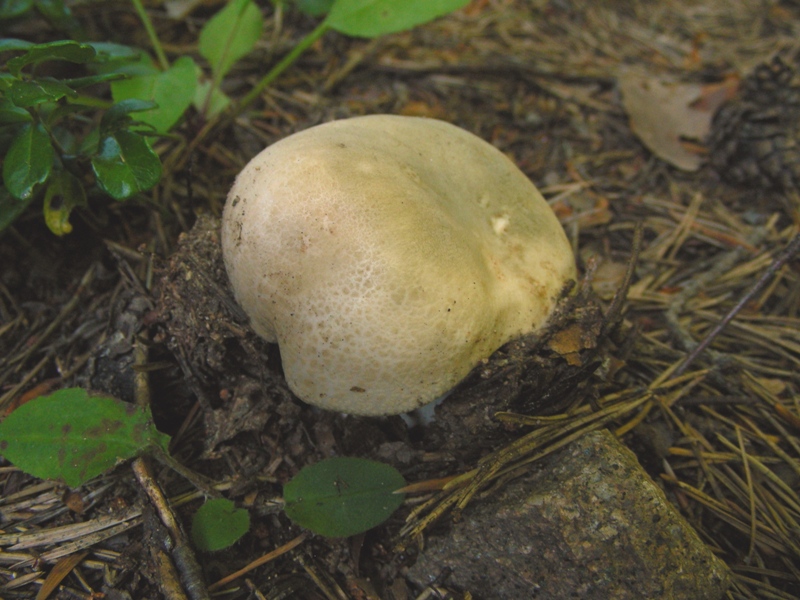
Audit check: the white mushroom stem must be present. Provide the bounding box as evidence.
[221,115,576,416]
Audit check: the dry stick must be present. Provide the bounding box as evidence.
[132,336,211,600]
[663,226,769,371]
[0,353,53,413]
[207,532,309,592]
[10,263,95,370]
[672,232,800,379]
[736,426,758,564]
[601,221,643,338]
[131,460,190,600]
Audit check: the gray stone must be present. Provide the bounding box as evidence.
[408,430,730,599]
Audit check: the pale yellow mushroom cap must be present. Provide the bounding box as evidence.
[221,115,576,416]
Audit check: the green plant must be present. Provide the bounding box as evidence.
[236,0,471,115]
[1,0,470,234]
[283,457,406,538]
[191,498,251,551]
[0,39,162,234]
[0,388,408,547]
[0,387,169,487]
[108,0,264,131]
[0,0,264,234]
[0,0,83,39]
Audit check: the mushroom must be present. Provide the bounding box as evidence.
[221,115,576,416]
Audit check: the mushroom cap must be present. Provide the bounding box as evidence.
[221,115,576,416]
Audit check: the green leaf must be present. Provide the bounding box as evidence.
[7,77,76,107]
[327,0,469,38]
[3,122,53,200]
[284,457,405,538]
[101,98,158,131]
[0,38,34,53]
[34,0,83,39]
[91,130,162,199]
[191,498,250,551]
[199,0,264,82]
[0,0,34,19]
[88,42,141,64]
[0,184,33,232]
[0,98,33,124]
[0,388,170,488]
[295,0,333,17]
[0,73,15,92]
[193,76,230,120]
[98,47,158,78]
[7,40,96,77]
[43,170,86,235]
[63,73,126,90]
[110,56,197,133]
[77,126,99,156]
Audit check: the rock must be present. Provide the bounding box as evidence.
[407,430,730,599]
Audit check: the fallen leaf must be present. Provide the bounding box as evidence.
[547,323,598,366]
[592,260,629,301]
[692,75,740,111]
[36,552,88,600]
[754,377,786,396]
[399,100,446,118]
[619,70,731,171]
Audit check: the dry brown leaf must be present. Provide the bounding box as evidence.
[592,260,629,301]
[692,75,740,111]
[619,70,725,171]
[35,552,87,600]
[547,323,597,366]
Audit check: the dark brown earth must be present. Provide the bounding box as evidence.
[1,1,800,599]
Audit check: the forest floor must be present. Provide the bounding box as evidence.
[1,1,800,599]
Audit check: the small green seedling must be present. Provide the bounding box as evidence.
[283,457,406,538]
[0,388,408,547]
[191,498,251,551]
[1,0,470,233]
[237,0,471,113]
[109,0,264,128]
[0,39,162,234]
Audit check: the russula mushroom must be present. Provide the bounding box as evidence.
[221,115,576,416]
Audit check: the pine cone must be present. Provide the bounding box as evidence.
[708,56,800,191]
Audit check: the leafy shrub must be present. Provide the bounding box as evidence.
[1,0,470,234]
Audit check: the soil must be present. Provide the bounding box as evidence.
[2,1,800,599]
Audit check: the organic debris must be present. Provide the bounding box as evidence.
[1,1,800,599]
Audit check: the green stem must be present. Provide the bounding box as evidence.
[66,95,113,109]
[149,445,222,498]
[236,19,331,117]
[130,0,170,71]
[201,0,254,118]
[175,19,331,173]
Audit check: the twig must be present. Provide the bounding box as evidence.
[208,532,309,592]
[600,221,643,338]
[673,233,800,378]
[132,335,211,600]
[133,459,209,600]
